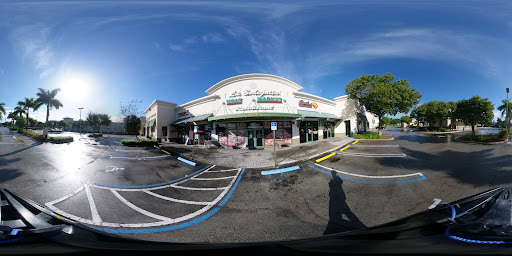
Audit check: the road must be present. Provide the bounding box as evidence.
[1,127,512,243]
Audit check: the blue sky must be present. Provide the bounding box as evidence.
[1,1,511,122]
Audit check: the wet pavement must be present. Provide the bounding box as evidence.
[2,126,512,244]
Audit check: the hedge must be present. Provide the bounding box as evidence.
[354,133,382,139]
[17,129,74,143]
[121,139,158,147]
[88,133,103,138]
[461,129,510,142]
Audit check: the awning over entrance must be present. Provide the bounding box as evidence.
[208,112,301,122]
[357,112,368,122]
[145,119,155,127]
[298,110,342,121]
[171,113,213,125]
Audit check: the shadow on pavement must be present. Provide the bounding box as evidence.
[377,147,512,187]
[0,157,22,166]
[0,143,40,158]
[0,169,22,183]
[324,171,366,235]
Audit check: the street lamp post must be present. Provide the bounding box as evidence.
[507,88,509,132]
[79,107,83,134]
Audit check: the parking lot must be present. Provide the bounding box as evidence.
[2,127,512,243]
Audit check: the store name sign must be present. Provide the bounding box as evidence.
[229,90,281,98]
[177,110,190,117]
[146,113,156,121]
[257,97,282,103]
[226,98,243,105]
[299,100,318,109]
[236,106,274,111]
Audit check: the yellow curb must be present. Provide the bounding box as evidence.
[13,136,23,143]
[340,145,351,151]
[315,152,336,162]
[352,140,359,145]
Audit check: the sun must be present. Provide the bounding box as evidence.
[57,72,94,103]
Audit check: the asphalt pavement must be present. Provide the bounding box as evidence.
[2,127,512,244]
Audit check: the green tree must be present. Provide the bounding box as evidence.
[400,115,412,124]
[18,97,42,130]
[36,88,63,136]
[0,103,5,121]
[7,112,17,127]
[381,116,391,127]
[345,73,421,135]
[497,99,512,127]
[123,114,141,135]
[86,112,112,133]
[455,95,494,135]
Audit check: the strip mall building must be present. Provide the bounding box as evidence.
[144,73,378,148]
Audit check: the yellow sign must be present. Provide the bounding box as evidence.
[249,113,259,117]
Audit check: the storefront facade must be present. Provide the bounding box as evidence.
[144,73,378,147]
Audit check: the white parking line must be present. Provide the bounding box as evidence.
[428,198,443,209]
[191,176,236,181]
[338,152,406,157]
[351,145,400,148]
[45,168,243,228]
[110,189,173,221]
[314,163,424,179]
[85,184,102,224]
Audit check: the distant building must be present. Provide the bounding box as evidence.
[63,117,73,125]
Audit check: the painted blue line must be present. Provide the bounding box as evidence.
[178,157,196,166]
[308,165,426,184]
[90,165,212,189]
[91,169,245,234]
[261,165,300,175]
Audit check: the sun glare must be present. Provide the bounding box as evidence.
[57,71,94,103]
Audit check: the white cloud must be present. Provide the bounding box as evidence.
[169,43,185,52]
[202,32,224,43]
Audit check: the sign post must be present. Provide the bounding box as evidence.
[271,122,277,167]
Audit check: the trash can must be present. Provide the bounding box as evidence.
[350,132,354,138]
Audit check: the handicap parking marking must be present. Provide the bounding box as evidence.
[309,163,426,184]
[45,165,246,232]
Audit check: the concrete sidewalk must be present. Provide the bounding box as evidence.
[159,136,355,169]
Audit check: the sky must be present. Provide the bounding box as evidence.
[1,0,511,123]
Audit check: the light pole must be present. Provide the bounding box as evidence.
[507,88,509,132]
[79,107,83,134]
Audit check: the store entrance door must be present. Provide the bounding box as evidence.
[247,129,264,148]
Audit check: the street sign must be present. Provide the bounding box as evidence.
[194,126,198,133]
[271,122,277,131]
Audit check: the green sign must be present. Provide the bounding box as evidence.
[257,97,282,103]
[227,98,243,105]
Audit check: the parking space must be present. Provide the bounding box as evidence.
[45,163,245,233]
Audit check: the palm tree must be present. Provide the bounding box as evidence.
[18,97,42,130]
[35,88,63,135]
[0,102,5,121]
[497,99,512,127]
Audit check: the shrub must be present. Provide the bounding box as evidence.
[354,133,382,139]
[48,136,74,143]
[121,138,158,147]
[17,129,73,143]
[88,133,103,138]
[439,127,447,132]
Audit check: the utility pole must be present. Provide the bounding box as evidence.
[507,88,509,132]
[79,107,83,134]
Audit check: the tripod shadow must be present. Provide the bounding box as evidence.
[324,171,366,235]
